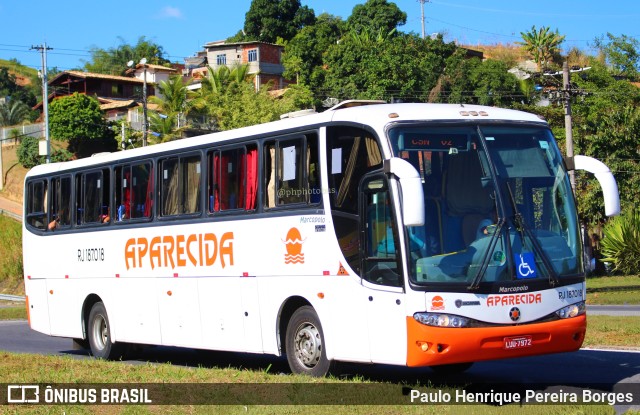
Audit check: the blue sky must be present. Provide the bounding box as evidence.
[1,0,639,72]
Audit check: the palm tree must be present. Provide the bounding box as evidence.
[148,75,188,129]
[518,25,565,71]
[0,99,31,127]
[188,64,254,130]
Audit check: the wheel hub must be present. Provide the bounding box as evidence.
[294,323,321,368]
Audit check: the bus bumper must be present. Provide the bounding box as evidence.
[406,314,586,367]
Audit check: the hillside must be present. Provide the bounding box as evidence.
[0,58,38,87]
[1,144,28,204]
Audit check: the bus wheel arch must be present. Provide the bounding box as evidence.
[283,303,335,377]
[277,296,311,356]
[79,294,102,345]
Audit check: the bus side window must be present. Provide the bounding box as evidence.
[264,134,318,208]
[77,169,110,225]
[50,176,71,229]
[161,155,201,216]
[26,179,48,230]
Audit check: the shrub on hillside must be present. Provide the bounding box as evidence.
[17,136,72,168]
[601,210,640,274]
[16,136,40,168]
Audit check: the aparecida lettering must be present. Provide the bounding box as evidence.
[486,293,542,307]
[124,232,234,270]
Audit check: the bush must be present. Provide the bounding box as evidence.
[16,136,73,168]
[16,136,41,168]
[601,210,640,274]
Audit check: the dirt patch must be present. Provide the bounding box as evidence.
[1,144,28,203]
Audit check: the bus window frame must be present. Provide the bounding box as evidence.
[158,150,204,220]
[114,159,155,224]
[75,167,111,228]
[263,132,320,211]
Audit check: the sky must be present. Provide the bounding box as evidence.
[1,0,639,73]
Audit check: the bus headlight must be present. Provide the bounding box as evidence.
[414,312,470,328]
[555,301,586,319]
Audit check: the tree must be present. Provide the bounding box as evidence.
[282,13,346,93]
[242,0,316,43]
[322,33,457,102]
[434,56,524,106]
[0,66,38,109]
[568,60,640,224]
[594,33,640,81]
[84,37,171,75]
[518,26,565,71]
[148,75,189,139]
[0,100,31,127]
[346,0,406,34]
[49,93,117,158]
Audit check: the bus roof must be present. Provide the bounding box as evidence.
[26,102,546,178]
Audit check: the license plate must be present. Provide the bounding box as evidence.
[504,335,532,350]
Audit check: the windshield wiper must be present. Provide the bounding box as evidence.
[505,182,559,287]
[468,218,506,290]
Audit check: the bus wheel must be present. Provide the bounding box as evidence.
[430,362,474,374]
[88,302,123,360]
[285,306,334,377]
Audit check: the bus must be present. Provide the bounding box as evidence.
[23,101,619,376]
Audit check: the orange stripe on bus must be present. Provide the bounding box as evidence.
[25,296,30,327]
[406,315,586,367]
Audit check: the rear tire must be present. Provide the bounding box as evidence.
[285,306,334,377]
[87,301,124,360]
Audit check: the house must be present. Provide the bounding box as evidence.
[36,67,175,131]
[186,41,291,91]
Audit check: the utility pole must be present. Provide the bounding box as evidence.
[31,43,53,163]
[562,61,575,192]
[418,0,431,39]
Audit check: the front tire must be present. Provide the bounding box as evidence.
[88,301,123,360]
[285,306,334,377]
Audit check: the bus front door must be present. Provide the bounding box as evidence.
[359,174,407,365]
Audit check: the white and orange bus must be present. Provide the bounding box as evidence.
[23,101,619,376]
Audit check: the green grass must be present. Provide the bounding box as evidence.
[0,214,23,295]
[0,352,625,415]
[586,274,640,305]
[0,305,26,319]
[586,274,640,289]
[583,315,640,348]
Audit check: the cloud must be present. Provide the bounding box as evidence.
[157,6,183,19]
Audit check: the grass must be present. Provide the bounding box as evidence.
[583,315,640,348]
[0,214,23,295]
[586,274,640,305]
[0,304,26,320]
[0,352,627,415]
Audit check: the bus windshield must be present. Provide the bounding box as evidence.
[388,123,581,288]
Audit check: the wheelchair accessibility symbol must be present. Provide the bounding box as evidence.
[515,252,537,279]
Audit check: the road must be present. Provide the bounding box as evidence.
[0,320,639,410]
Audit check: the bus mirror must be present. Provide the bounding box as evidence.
[383,158,425,226]
[574,155,620,217]
[481,176,493,190]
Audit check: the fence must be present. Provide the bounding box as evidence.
[1,123,44,145]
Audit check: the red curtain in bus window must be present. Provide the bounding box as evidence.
[213,153,221,211]
[245,148,258,210]
[238,151,246,209]
[144,167,154,217]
